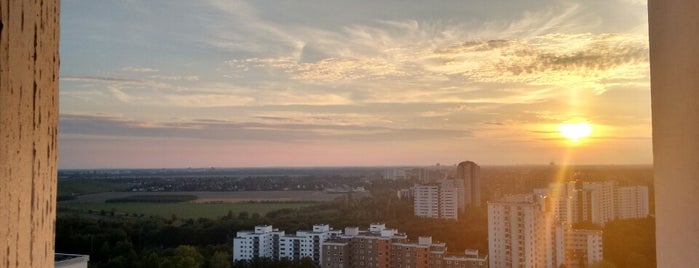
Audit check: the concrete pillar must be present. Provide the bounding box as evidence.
[648,0,699,266]
[0,0,60,267]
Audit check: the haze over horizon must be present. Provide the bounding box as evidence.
[59,0,651,169]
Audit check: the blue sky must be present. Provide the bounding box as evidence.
[59,0,651,168]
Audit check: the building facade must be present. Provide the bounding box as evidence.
[234,224,341,265]
[615,185,650,220]
[322,224,486,268]
[322,241,351,268]
[234,223,487,268]
[488,195,548,268]
[414,184,441,219]
[542,181,650,226]
[488,194,603,268]
[554,225,604,268]
[584,181,617,225]
[443,249,489,268]
[457,161,481,208]
[414,183,459,220]
[233,225,285,261]
[283,224,342,264]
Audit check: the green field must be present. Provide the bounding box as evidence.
[58,202,315,219]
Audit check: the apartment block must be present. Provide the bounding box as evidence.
[615,185,650,220]
[429,240,448,268]
[233,225,285,261]
[414,182,459,220]
[390,236,435,268]
[554,225,603,268]
[584,181,617,225]
[323,240,351,268]
[443,249,488,268]
[234,223,487,268]
[457,161,481,208]
[234,224,341,265]
[320,224,399,268]
[491,180,649,268]
[321,224,486,268]
[414,184,441,218]
[488,195,549,268]
[488,194,602,268]
[539,181,650,226]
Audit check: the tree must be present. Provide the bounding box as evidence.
[171,245,204,268]
[209,251,231,268]
[238,211,249,220]
[139,251,164,268]
[297,257,315,268]
[603,218,655,267]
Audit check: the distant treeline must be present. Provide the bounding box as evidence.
[105,195,198,203]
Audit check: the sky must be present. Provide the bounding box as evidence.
[59,0,651,168]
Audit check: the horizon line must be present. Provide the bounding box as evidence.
[58,163,654,171]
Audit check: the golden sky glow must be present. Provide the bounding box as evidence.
[58,0,652,168]
[557,122,593,143]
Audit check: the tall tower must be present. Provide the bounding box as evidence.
[457,161,481,208]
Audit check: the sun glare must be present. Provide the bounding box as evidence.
[557,122,593,143]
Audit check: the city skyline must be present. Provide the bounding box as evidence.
[59,0,651,168]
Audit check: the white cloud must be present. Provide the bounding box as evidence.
[150,75,200,81]
[121,66,159,73]
[202,0,304,55]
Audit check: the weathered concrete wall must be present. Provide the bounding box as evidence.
[648,0,699,267]
[0,0,60,267]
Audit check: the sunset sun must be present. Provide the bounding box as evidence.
[557,122,593,143]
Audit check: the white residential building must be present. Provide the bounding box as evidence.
[233,225,284,261]
[584,181,617,225]
[413,182,458,220]
[554,224,603,267]
[234,224,340,265]
[488,194,551,268]
[281,224,341,264]
[615,185,650,220]
[539,181,650,226]
[439,185,459,220]
[488,194,604,268]
[414,184,440,218]
[278,235,313,261]
[542,181,577,223]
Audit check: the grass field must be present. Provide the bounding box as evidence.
[62,190,355,203]
[58,202,315,219]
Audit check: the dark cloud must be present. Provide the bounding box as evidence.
[499,36,648,75]
[60,76,145,83]
[59,114,472,143]
[253,116,300,122]
[430,34,648,83]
